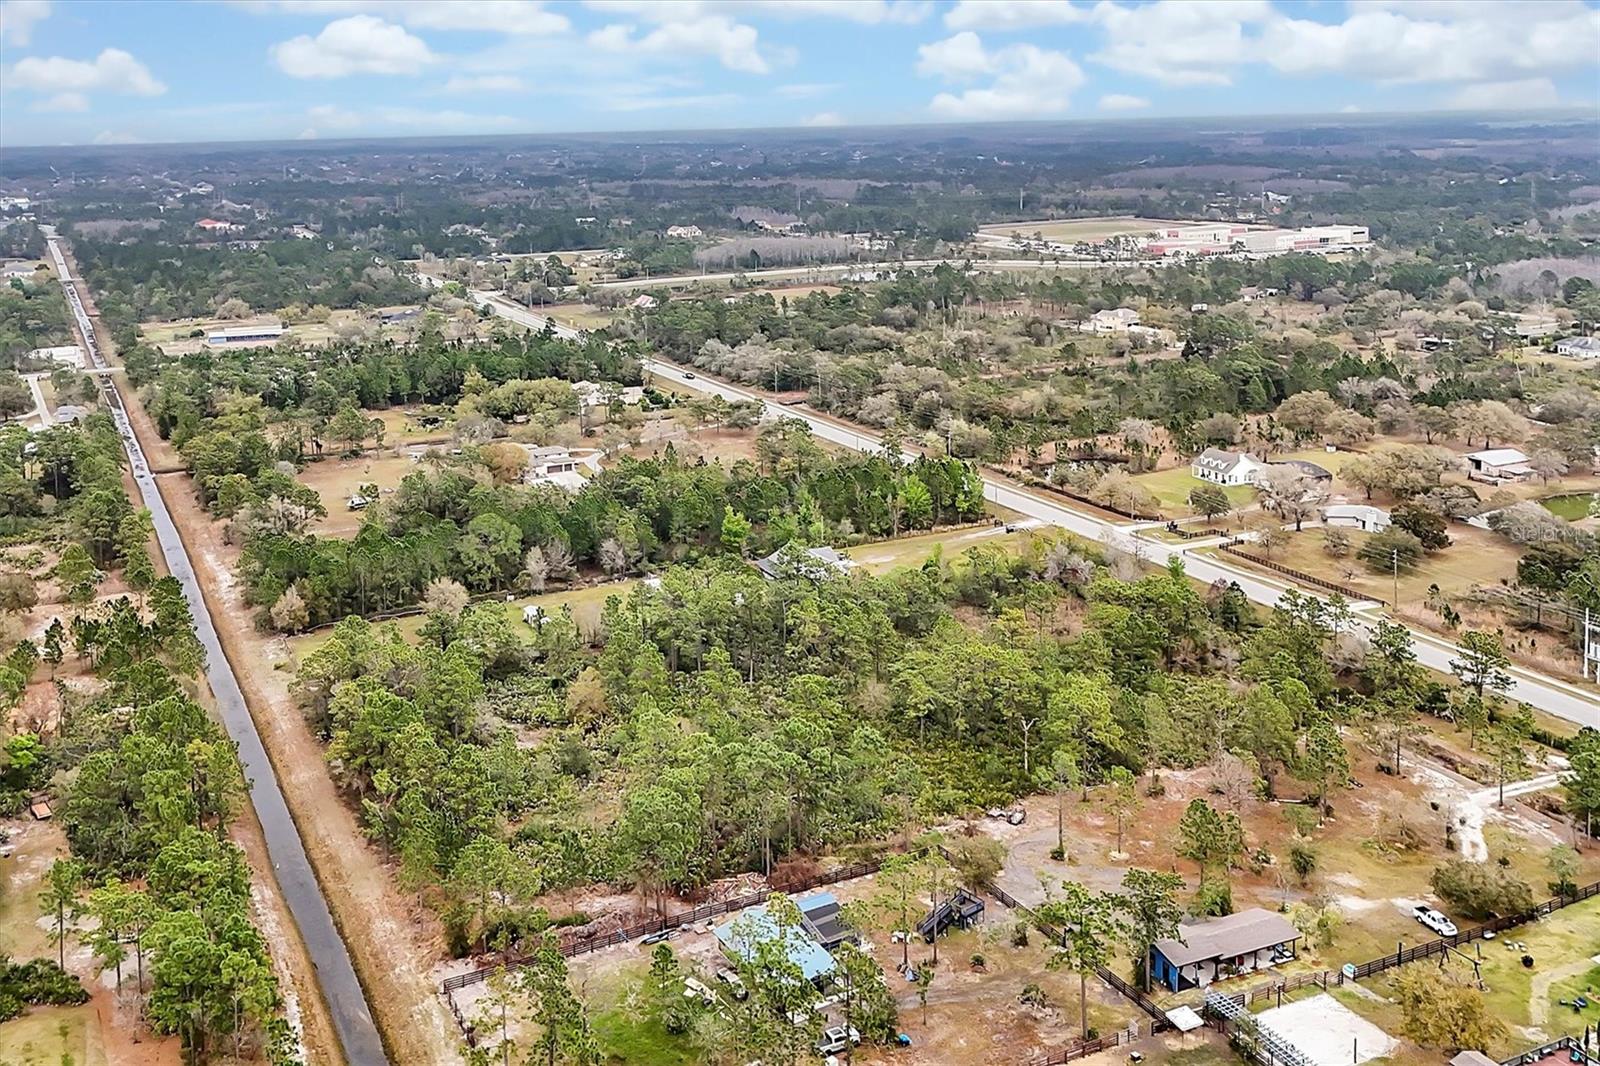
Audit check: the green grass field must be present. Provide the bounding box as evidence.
[0,1005,107,1066]
[1133,467,1256,518]
[1473,896,1600,1034]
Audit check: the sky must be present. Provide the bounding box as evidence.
[0,0,1597,146]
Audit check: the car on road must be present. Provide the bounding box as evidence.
[1412,905,1457,937]
[640,928,677,945]
[682,372,696,379]
[815,1025,861,1055]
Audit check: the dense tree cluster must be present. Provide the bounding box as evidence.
[291,517,1424,966]
[71,236,421,325]
[243,424,984,628]
[1,414,133,553]
[1,274,72,371]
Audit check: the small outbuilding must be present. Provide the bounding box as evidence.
[1322,504,1391,533]
[1464,448,1533,483]
[1150,907,1299,992]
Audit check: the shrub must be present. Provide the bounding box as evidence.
[1430,859,1534,920]
[1359,528,1424,573]
[0,957,90,1023]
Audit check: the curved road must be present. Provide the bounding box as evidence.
[46,232,387,1066]
[473,289,1600,732]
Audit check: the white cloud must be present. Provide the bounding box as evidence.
[1083,0,1600,90]
[1445,78,1561,111]
[34,91,86,111]
[801,110,843,126]
[236,1,570,36]
[7,48,165,102]
[588,15,768,74]
[597,90,738,112]
[306,103,361,128]
[1098,92,1149,111]
[271,15,436,78]
[1260,4,1600,85]
[91,129,136,144]
[0,0,51,46]
[295,102,524,138]
[916,31,994,80]
[775,81,839,98]
[945,0,1088,31]
[920,34,1085,119]
[442,73,525,93]
[1089,0,1272,87]
[585,1,926,24]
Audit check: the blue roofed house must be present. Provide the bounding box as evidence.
[713,898,837,984]
[712,892,855,984]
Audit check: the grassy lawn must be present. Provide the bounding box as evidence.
[0,1005,107,1066]
[581,960,700,1066]
[1474,895,1600,1033]
[542,303,617,331]
[296,454,421,536]
[1246,522,1521,602]
[849,525,1034,573]
[1132,466,1256,518]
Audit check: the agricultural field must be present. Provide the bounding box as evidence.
[541,302,617,331]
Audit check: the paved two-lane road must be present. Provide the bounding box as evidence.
[473,290,1600,732]
[47,232,387,1066]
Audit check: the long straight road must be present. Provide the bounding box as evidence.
[47,232,387,1066]
[474,290,1600,731]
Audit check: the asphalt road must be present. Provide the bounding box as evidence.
[474,290,1600,732]
[46,232,388,1066]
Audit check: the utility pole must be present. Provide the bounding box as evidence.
[1392,547,1400,610]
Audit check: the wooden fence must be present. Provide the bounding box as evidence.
[441,858,882,994]
[987,883,1171,1030]
[1218,544,1370,601]
[1025,1024,1140,1066]
[1348,879,1600,980]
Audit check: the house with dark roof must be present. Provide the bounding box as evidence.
[1150,907,1299,992]
[1271,459,1332,481]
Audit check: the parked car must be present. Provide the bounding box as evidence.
[815,1025,862,1055]
[1412,905,1458,937]
[714,968,748,1000]
[640,928,677,945]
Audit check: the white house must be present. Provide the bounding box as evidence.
[753,545,856,582]
[1464,447,1533,483]
[1080,307,1140,334]
[1321,504,1391,533]
[1191,448,1268,487]
[29,345,83,368]
[525,445,585,491]
[666,225,703,239]
[571,380,646,409]
[1554,336,1600,359]
[630,294,659,311]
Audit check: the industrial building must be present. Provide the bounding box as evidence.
[206,325,285,345]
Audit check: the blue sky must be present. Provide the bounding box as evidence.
[1,1,1597,146]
